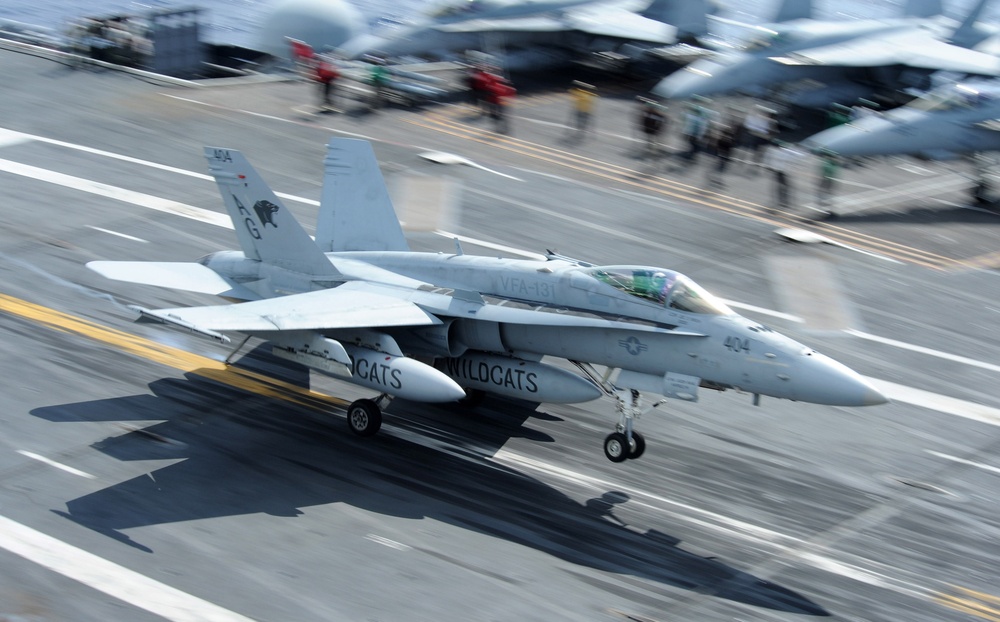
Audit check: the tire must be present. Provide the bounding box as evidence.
[603,432,630,463]
[347,399,382,437]
[628,431,646,460]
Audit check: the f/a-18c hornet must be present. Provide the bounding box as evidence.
[88,139,886,463]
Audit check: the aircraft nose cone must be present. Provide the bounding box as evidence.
[804,120,886,156]
[806,110,924,157]
[653,60,729,99]
[796,351,887,406]
[862,383,889,406]
[339,33,390,59]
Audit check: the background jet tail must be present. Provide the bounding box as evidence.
[204,147,340,277]
[316,139,410,252]
[641,0,708,42]
[903,0,942,18]
[949,0,990,48]
[771,0,812,23]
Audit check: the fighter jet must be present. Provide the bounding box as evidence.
[87,139,886,463]
[654,0,1000,109]
[805,78,1000,159]
[338,0,709,71]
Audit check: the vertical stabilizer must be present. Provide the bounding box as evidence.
[949,0,990,48]
[316,139,410,252]
[204,147,339,276]
[641,0,708,38]
[772,0,812,22]
[903,0,942,17]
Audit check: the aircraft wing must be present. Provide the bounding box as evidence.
[974,119,1000,132]
[435,9,677,44]
[133,282,441,334]
[130,278,705,340]
[781,29,1000,75]
[567,8,677,44]
[436,16,568,33]
[87,261,261,300]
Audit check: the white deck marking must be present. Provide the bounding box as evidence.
[162,95,379,144]
[365,534,412,551]
[897,163,933,176]
[492,450,931,600]
[0,159,232,229]
[0,128,33,148]
[16,450,95,479]
[435,230,547,260]
[722,299,803,323]
[847,329,1000,375]
[927,451,1000,476]
[0,127,319,206]
[868,378,1000,427]
[0,514,255,622]
[86,226,148,243]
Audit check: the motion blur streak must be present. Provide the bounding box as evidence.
[0,292,347,412]
[934,586,1000,622]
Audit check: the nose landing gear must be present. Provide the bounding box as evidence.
[603,430,646,462]
[603,389,664,462]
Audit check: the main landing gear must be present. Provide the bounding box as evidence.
[346,394,392,437]
[603,388,665,463]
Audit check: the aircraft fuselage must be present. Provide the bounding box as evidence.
[201,250,883,406]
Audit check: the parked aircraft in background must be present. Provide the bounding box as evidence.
[338,0,710,71]
[87,139,885,463]
[804,78,1000,204]
[805,79,1000,158]
[653,0,1000,109]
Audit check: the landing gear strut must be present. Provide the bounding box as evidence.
[569,363,667,463]
[602,389,661,462]
[346,394,392,437]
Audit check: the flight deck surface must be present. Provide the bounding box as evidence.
[1,49,999,621]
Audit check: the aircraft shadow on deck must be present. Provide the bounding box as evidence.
[34,348,828,616]
[826,203,1000,225]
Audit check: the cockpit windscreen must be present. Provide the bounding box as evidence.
[589,267,733,315]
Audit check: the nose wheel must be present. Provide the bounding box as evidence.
[567,363,664,464]
[602,389,663,462]
[603,431,645,462]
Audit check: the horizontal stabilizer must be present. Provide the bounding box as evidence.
[130,306,231,343]
[87,261,260,299]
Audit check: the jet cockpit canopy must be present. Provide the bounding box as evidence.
[589,266,733,315]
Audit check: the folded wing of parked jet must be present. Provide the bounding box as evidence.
[780,29,1000,75]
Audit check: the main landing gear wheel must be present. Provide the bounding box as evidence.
[604,432,630,463]
[347,399,382,437]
